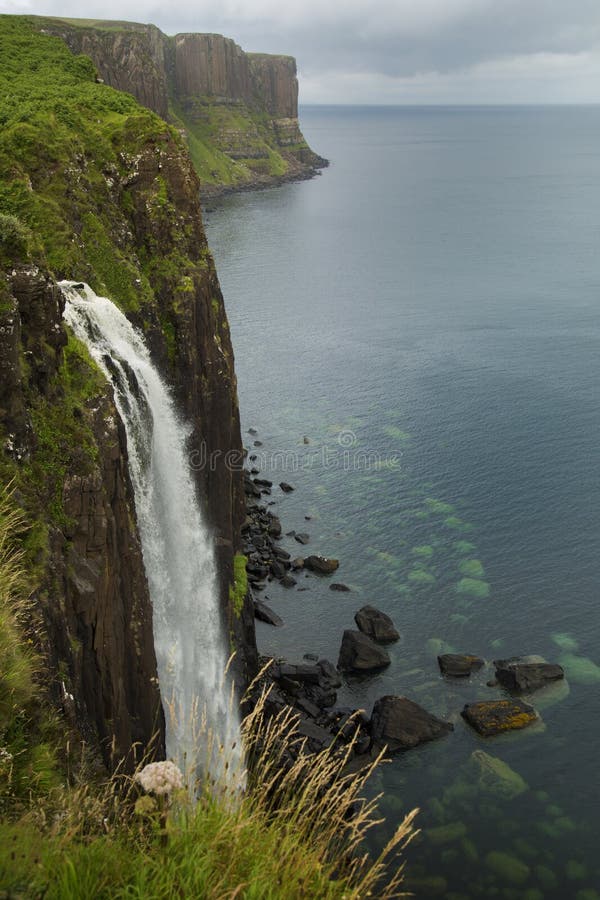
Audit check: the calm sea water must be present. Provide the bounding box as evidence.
[205,106,600,898]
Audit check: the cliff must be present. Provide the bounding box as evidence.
[0,16,256,769]
[38,17,327,198]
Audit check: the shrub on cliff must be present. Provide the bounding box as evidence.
[0,214,33,265]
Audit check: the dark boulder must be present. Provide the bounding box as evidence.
[280,482,295,493]
[304,555,339,575]
[294,532,310,545]
[354,605,399,643]
[494,659,564,693]
[317,659,342,688]
[273,547,291,561]
[296,717,335,752]
[338,629,390,673]
[254,600,283,627]
[329,582,351,592]
[267,516,282,538]
[270,559,286,580]
[461,699,538,736]
[438,654,485,677]
[281,574,297,588]
[370,695,454,753]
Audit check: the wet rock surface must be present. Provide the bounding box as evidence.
[370,695,454,753]
[304,555,340,575]
[338,629,391,672]
[438,653,485,677]
[461,699,538,736]
[354,605,399,643]
[494,658,564,693]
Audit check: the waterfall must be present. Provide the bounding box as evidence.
[61,282,242,788]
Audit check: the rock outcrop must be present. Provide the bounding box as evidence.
[40,17,327,195]
[2,266,163,768]
[0,21,258,769]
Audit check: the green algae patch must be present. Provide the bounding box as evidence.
[485,851,530,885]
[458,558,485,578]
[453,539,476,555]
[551,632,579,652]
[426,822,467,846]
[425,498,454,515]
[558,652,600,685]
[456,577,490,599]
[381,424,411,442]
[412,544,434,559]
[408,567,436,585]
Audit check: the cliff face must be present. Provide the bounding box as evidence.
[48,23,170,119]
[0,17,257,768]
[40,17,327,197]
[0,266,163,767]
[249,54,298,118]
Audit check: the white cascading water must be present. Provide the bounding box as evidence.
[61,281,243,788]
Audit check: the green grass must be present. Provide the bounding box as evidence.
[0,510,417,897]
[0,15,183,312]
[0,487,61,813]
[169,96,294,187]
[229,553,248,617]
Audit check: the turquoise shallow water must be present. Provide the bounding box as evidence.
[205,106,600,898]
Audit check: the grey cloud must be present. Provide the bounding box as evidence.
[5,0,600,101]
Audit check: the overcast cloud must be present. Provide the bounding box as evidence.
[3,0,600,103]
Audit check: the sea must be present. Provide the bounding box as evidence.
[205,105,600,899]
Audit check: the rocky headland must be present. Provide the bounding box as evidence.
[36,16,328,199]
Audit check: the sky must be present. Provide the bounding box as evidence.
[3,0,600,104]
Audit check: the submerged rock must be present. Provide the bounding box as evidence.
[467,749,528,799]
[354,605,399,643]
[329,582,350,592]
[370,695,454,752]
[279,481,295,493]
[254,599,283,627]
[438,653,484,677]
[494,658,564,693]
[338,629,390,672]
[461,699,538,736]
[294,532,310,545]
[485,850,530,885]
[304,555,339,575]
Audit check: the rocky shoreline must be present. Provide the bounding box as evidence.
[241,431,566,766]
[201,156,329,208]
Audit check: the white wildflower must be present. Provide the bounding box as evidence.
[135,760,184,796]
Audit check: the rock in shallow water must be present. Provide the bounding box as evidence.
[467,749,528,799]
[370,695,454,752]
[494,658,564,693]
[461,698,538,736]
[438,653,484,677]
[354,605,399,643]
[338,629,390,672]
[253,599,283,627]
[304,555,339,574]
